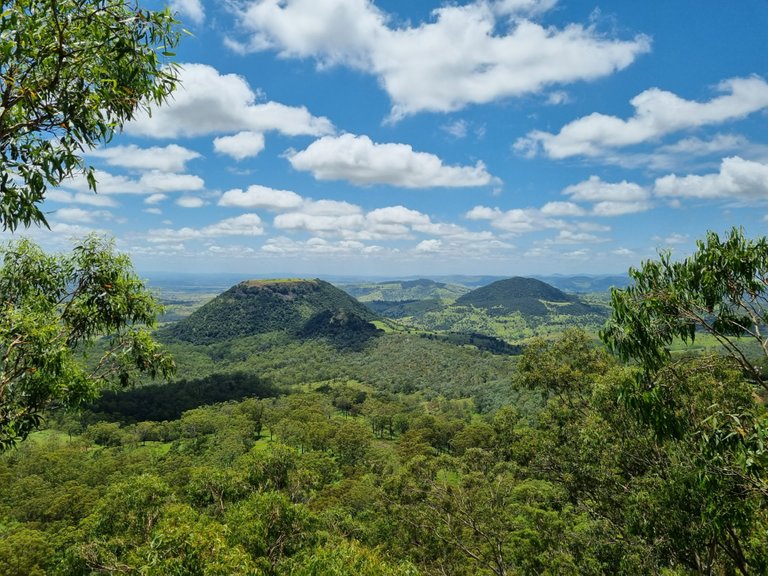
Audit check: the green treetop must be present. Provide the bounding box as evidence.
[0,235,174,449]
[0,0,181,230]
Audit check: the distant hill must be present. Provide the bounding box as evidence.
[456,277,597,317]
[384,277,610,343]
[161,279,380,346]
[533,274,630,293]
[339,279,470,302]
[364,298,446,318]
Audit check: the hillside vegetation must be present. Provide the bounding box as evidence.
[162,279,379,345]
[384,277,611,342]
[340,278,470,302]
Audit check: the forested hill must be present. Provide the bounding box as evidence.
[161,279,380,345]
[339,278,470,302]
[456,276,599,316]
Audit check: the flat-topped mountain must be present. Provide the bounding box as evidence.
[162,279,380,345]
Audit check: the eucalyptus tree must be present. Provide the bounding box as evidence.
[0,0,180,230]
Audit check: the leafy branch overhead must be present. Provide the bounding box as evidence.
[0,235,175,449]
[0,0,181,230]
[601,228,768,390]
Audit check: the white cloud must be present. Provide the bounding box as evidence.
[466,205,565,234]
[262,236,381,256]
[274,210,366,234]
[62,169,204,195]
[89,144,200,172]
[442,120,469,139]
[563,176,652,215]
[145,193,168,205]
[228,0,387,66]
[141,172,205,193]
[549,230,607,244]
[518,76,768,158]
[219,185,304,210]
[288,133,498,187]
[148,214,265,243]
[414,239,443,253]
[176,196,206,208]
[144,208,162,215]
[367,206,431,226]
[46,189,118,207]
[170,0,205,25]
[654,233,689,245]
[248,194,490,243]
[654,156,768,200]
[214,131,266,160]
[545,90,570,105]
[52,208,112,223]
[540,201,585,216]
[208,244,256,256]
[128,64,334,138]
[48,222,107,237]
[493,0,559,18]
[229,1,649,119]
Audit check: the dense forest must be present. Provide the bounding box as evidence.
[1,230,767,575]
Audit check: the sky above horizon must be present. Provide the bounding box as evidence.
[9,0,768,278]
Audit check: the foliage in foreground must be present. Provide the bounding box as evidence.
[0,236,174,449]
[0,0,180,230]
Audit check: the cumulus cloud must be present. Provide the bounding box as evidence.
[228,0,649,119]
[219,185,304,210]
[262,236,382,256]
[274,204,366,234]
[148,214,265,243]
[213,131,266,160]
[414,239,443,253]
[367,206,431,226]
[52,208,112,223]
[127,64,334,138]
[61,169,204,195]
[89,144,201,172]
[654,156,768,200]
[208,244,256,256]
[145,193,168,205]
[288,133,498,187]
[540,201,585,217]
[517,76,768,158]
[654,233,689,245]
[170,0,205,25]
[562,176,652,215]
[548,230,607,244]
[466,205,565,234]
[493,0,559,17]
[46,189,118,207]
[176,196,206,208]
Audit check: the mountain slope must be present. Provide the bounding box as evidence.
[389,277,610,342]
[455,276,596,316]
[162,279,380,345]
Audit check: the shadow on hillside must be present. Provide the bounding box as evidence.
[86,372,281,423]
[299,310,382,352]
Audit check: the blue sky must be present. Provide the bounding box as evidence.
[13,0,768,277]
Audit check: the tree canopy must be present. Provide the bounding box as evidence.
[601,227,768,390]
[0,235,174,449]
[0,0,180,230]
